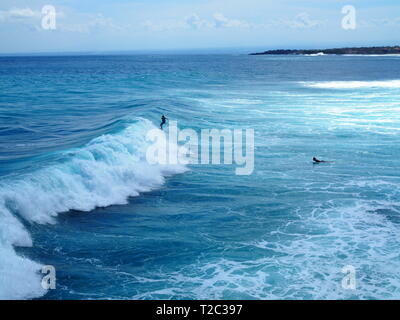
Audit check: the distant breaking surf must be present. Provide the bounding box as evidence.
[301,80,400,89]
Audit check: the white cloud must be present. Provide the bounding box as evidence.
[0,7,40,21]
[143,13,251,32]
[359,17,400,28]
[9,8,37,18]
[142,19,187,32]
[141,11,326,33]
[185,14,214,29]
[281,12,324,29]
[58,13,123,33]
[0,6,123,33]
[0,7,42,31]
[213,13,250,28]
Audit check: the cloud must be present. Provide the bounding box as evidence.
[58,13,123,33]
[142,11,325,33]
[143,13,251,32]
[359,17,400,28]
[0,6,320,35]
[0,7,40,21]
[185,14,214,29]
[9,8,38,18]
[0,7,42,31]
[281,12,324,29]
[0,6,123,33]
[213,13,250,28]
[142,19,187,32]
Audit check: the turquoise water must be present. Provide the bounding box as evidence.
[1,54,400,299]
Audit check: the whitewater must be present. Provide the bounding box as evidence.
[0,118,186,299]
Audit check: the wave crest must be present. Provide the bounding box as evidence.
[0,118,187,299]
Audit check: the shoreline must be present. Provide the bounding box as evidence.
[250,46,400,56]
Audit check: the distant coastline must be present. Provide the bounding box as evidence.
[250,46,400,55]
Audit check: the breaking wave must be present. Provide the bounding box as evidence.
[302,80,400,89]
[0,118,187,299]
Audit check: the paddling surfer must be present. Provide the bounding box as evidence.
[313,157,333,163]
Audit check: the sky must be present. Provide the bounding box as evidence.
[0,0,399,54]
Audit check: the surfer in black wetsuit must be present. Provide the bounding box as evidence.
[313,157,333,163]
[160,115,167,130]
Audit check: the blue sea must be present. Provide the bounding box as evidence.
[1,54,400,300]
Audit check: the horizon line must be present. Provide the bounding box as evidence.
[1,44,399,57]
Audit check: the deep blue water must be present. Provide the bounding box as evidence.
[1,54,400,299]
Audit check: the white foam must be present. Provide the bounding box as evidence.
[128,197,400,300]
[305,52,325,56]
[303,80,400,89]
[0,118,187,300]
[0,241,46,300]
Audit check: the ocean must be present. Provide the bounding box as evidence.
[1,54,400,300]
